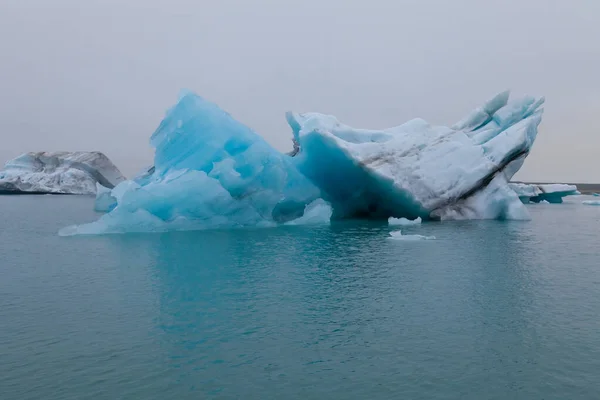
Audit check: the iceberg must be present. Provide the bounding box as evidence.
[388,230,435,241]
[288,91,543,221]
[510,183,579,203]
[60,92,323,235]
[0,151,125,195]
[61,89,546,236]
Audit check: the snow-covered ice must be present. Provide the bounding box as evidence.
[388,217,422,226]
[388,230,435,241]
[0,152,125,195]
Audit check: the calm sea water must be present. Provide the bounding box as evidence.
[1,195,600,399]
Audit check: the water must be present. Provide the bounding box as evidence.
[1,195,600,400]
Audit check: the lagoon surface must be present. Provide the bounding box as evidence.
[1,195,600,399]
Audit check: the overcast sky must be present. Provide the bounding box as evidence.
[0,0,598,182]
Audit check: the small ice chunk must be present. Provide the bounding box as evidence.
[582,200,600,206]
[388,217,422,226]
[285,199,332,225]
[388,230,435,241]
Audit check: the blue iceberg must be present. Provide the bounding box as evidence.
[61,90,545,236]
[60,92,325,235]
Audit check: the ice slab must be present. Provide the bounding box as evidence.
[288,91,543,221]
[388,217,422,226]
[0,152,125,195]
[582,200,600,206]
[388,230,435,241]
[60,92,325,235]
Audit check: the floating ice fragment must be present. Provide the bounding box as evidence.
[285,199,332,225]
[388,230,435,241]
[388,217,422,226]
[582,200,600,206]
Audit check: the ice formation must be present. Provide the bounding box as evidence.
[284,199,332,225]
[288,91,543,221]
[94,183,117,212]
[582,200,600,206]
[61,89,546,235]
[388,230,435,241]
[60,92,323,235]
[509,183,579,203]
[0,152,125,195]
[388,217,422,226]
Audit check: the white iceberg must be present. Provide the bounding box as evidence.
[388,230,435,241]
[0,151,125,195]
[288,91,543,221]
[509,182,579,203]
[388,217,422,226]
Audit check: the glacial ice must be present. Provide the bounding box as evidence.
[61,89,546,235]
[288,91,543,221]
[284,199,332,225]
[94,183,117,212]
[60,92,323,235]
[510,183,579,204]
[388,217,422,226]
[0,152,125,195]
[388,230,435,241]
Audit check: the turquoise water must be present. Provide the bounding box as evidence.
[1,195,600,399]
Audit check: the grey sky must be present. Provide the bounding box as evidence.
[0,0,598,182]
